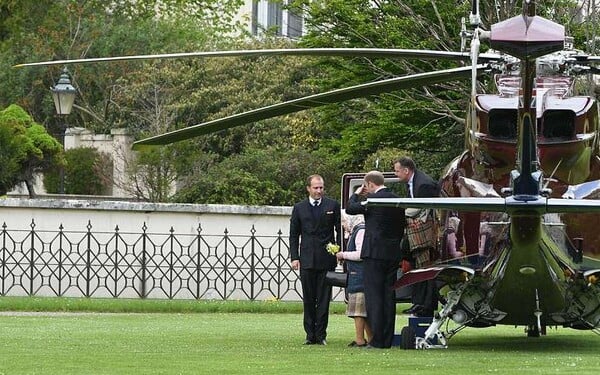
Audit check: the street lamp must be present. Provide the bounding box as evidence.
[50,67,76,195]
[51,67,76,115]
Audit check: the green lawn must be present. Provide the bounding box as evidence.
[0,298,598,374]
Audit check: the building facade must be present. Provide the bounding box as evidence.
[237,0,304,38]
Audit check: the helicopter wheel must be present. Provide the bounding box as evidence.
[400,325,416,349]
[526,325,540,338]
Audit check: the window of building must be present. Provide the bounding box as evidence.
[267,1,283,35]
[251,0,303,38]
[287,9,303,38]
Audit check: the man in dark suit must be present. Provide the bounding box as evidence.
[289,174,341,345]
[394,156,441,317]
[346,171,405,348]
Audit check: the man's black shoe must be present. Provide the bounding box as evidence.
[303,339,315,345]
[413,308,434,318]
[402,304,423,314]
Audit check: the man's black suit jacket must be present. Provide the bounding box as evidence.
[412,169,440,198]
[289,197,341,270]
[346,188,405,262]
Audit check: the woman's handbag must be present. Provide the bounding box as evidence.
[325,270,347,287]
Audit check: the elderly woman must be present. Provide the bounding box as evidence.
[337,213,372,347]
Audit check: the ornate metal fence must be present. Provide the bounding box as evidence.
[0,220,295,300]
[0,220,345,301]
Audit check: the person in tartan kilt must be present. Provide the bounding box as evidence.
[394,156,441,317]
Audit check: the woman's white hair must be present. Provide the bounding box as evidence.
[342,212,365,233]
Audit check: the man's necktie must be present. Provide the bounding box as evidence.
[312,200,320,219]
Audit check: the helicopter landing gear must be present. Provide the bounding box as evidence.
[400,325,416,349]
[526,324,540,337]
[410,280,473,349]
[526,324,546,337]
[527,289,546,337]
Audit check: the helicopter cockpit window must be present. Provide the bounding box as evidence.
[542,110,575,140]
[488,109,517,139]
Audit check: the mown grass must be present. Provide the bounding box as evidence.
[0,296,345,314]
[0,297,599,374]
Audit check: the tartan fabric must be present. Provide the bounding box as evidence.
[406,216,435,250]
[412,247,432,268]
[346,292,367,318]
[406,215,437,268]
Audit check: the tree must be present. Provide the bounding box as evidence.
[114,37,329,204]
[0,104,63,197]
[174,147,340,206]
[289,0,471,173]
[0,0,247,137]
[0,121,21,195]
[44,147,112,195]
[0,0,251,201]
[119,146,180,202]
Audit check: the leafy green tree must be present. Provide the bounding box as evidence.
[287,0,474,172]
[0,0,253,202]
[0,104,63,197]
[116,36,330,204]
[174,147,340,205]
[0,0,246,137]
[44,147,112,195]
[0,121,21,195]
[121,146,181,202]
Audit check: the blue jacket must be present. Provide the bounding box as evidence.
[346,224,365,293]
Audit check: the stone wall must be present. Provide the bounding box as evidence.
[0,198,291,235]
[0,198,352,301]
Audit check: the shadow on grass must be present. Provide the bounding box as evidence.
[449,328,599,353]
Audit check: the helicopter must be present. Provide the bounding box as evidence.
[365,0,600,349]
[14,0,600,349]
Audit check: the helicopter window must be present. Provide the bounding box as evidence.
[488,109,517,139]
[542,110,575,139]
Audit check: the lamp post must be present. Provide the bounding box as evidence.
[50,67,76,195]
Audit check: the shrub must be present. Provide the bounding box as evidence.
[44,147,113,195]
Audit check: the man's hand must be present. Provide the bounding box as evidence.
[355,184,369,198]
[291,260,300,270]
[335,252,344,261]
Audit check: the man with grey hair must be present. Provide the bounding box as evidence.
[394,156,441,317]
[346,170,405,348]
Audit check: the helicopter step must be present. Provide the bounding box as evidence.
[393,316,438,349]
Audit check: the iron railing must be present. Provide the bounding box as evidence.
[0,220,345,301]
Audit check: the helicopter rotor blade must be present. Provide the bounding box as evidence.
[133,64,489,149]
[571,54,600,64]
[14,48,502,68]
[567,54,600,74]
